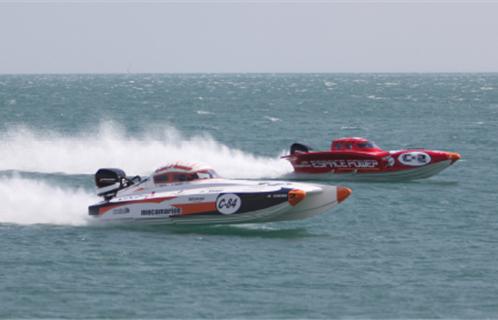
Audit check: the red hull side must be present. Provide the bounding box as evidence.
[284,149,460,176]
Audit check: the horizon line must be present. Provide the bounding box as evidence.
[1,71,498,76]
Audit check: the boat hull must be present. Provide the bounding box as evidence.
[88,180,350,225]
[285,160,455,182]
[284,148,460,181]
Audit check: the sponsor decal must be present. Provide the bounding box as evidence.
[258,182,283,186]
[398,152,431,166]
[216,193,241,215]
[112,207,130,215]
[297,159,379,169]
[116,195,142,201]
[188,196,205,202]
[140,208,181,216]
[271,193,288,198]
[384,156,395,167]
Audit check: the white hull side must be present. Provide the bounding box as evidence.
[269,185,339,221]
[89,181,342,225]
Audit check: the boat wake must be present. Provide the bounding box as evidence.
[0,123,292,179]
[0,123,295,226]
[0,174,94,226]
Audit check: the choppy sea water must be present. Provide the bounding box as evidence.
[0,74,497,318]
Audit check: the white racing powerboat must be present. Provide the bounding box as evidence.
[88,162,351,225]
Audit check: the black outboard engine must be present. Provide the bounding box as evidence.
[95,168,131,200]
[290,143,312,155]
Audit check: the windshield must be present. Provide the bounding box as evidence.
[196,170,218,179]
[358,141,378,149]
[334,143,353,150]
[152,169,219,184]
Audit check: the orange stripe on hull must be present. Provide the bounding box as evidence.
[173,202,217,216]
[99,204,123,215]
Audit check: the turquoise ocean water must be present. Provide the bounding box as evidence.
[0,74,497,318]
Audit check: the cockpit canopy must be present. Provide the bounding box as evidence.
[152,162,219,184]
[331,137,381,151]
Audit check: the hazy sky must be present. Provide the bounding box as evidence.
[1,1,497,73]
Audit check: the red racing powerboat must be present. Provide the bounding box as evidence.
[282,137,461,181]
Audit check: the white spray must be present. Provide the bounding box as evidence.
[0,175,95,226]
[0,123,294,225]
[0,123,292,178]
